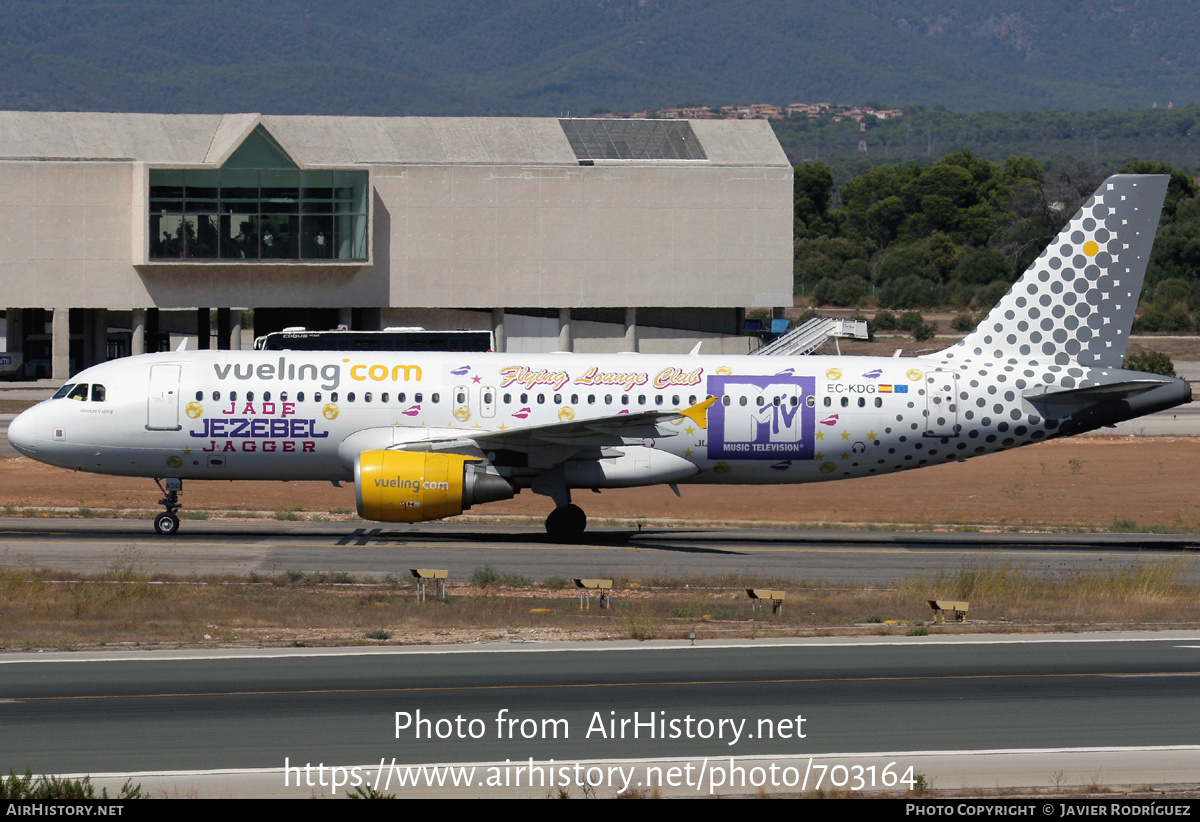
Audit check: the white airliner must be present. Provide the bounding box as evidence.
[7,175,1191,538]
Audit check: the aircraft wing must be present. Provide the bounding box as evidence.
[339,398,717,469]
[471,397,715,449]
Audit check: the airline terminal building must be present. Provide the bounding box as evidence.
[0,112,793,378]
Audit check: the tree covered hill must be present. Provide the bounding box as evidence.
[1,1,1198,115]
[771,105,1200,184]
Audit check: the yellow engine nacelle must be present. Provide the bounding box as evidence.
[354,450,513,523]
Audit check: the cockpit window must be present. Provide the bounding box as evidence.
[91,384,106,402]
[66,384,89,401]
[53,384,75,399]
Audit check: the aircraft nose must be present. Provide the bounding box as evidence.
[7,407,38,457]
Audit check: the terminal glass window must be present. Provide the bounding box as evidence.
[148,129,368,262]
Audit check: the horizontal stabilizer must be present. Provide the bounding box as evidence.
[1023,378,1174,405]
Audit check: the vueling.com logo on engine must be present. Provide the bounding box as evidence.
[373,477,450,493]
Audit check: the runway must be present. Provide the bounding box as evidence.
[2,634,1199,797]
[1,517,1198,583]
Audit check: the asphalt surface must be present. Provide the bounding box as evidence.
[2,635,1199,797]
[1,517,1198,583]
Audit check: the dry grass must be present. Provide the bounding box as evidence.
[3,559,1200,651]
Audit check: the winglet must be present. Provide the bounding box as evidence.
[679,397,716,429]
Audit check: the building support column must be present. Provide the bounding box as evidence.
[491,308,506,353]
[81,310,96,369]
[131,308,146,356]
[146,308,159,353]
[196,308,210,350]
[51,308,69,381]
[91,308,107,366]
[557,308,572,352]
[338,307,353,330]
[216,308,231,351]
[5,308,22,359]
[229,311,242,350]
[623,307,638,353]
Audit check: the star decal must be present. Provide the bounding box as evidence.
[840,452,850,460]
[472,375,482,383]
[815,452,824,461]
[840,431,851,440]
[816,431,824,440]
[684,448,693,457]
[498,423,508,430]
[868,431,877,440]
[685,426,695,435]
[182,447,192,455]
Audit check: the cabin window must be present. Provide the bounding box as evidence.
[621,395,629,406]
[503,393,512,404]
[722,396,731,407]
[520,393,528,404]
[313,392,321,402]
[415,393,423,403]
[571,394,579,404]
[347,392,355,402]
[456,392,466,405]
[739,396,747,407]
[824,397,831,407]
[364,392,372,403]
[279,392,288,401]
[857,397,865,408]
[638,395,646,405]
[329,392,337,402]
[875,397,883,408]
[52,384,75,399]
[380,392,388,403]
[246,391,254,401]
[536,394,545,404]
[263,391,271,402]
[67,384,89,401]
[230,391,237,402]
[655,395,663,406]
[587,395,595,405]
[91,385,105,402]
[396,393,404,403]
[211,391,221,401]
[195,391,203,401]
[604,394,613,405]
[297,391,305,402]
[806,396,815,408]
[431,393,439,403]
[690,395,699,405]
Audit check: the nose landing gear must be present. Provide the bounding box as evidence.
[154,478,183,536]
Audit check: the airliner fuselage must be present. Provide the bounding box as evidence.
[7,174,1192,537]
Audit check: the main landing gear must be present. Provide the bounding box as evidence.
[154,478,183,536]
[545,503,587,541]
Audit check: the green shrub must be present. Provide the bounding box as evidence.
[1123,351,1176,377]
[950,313,977,332]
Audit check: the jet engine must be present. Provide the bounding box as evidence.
[355,450,514,523]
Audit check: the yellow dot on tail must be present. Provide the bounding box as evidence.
[1083,240,1099,256]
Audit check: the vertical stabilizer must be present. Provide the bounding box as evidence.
[941,174,1168,368]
